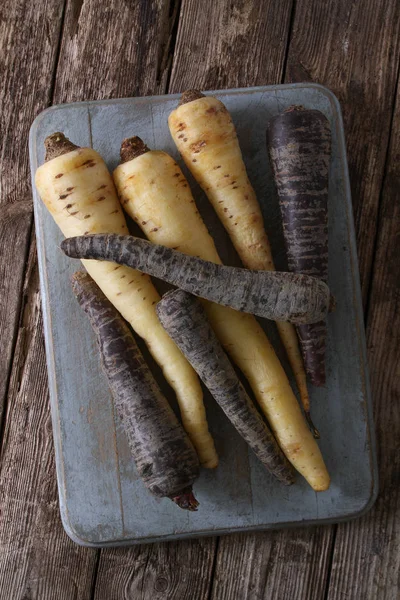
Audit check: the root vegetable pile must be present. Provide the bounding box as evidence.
[267,107,331,387]
[35,133,217,469]
[168,90,316,434]
[112,139,330,491]
[157,289,295,485]
[35,90,334,509]
[70,271,200,510]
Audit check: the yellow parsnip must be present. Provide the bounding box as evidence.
[168,92,316,435]
[35,133,217,469]
[113,141,329,491]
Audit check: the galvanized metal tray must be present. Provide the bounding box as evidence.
[29,84,378,547]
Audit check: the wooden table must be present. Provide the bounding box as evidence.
[0,1,398,598]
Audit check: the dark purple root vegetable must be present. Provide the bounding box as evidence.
[61,234,333,325]
[70,271,200,510]
[157,289,295,485]
[267,106,331,386]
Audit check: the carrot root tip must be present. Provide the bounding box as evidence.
[170,487,199,511]
[305,412,321,439]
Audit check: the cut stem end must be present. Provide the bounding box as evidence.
[284,105,306,113]
[120,136,150,163]
[44,132,79,162]
[179,90,205,106]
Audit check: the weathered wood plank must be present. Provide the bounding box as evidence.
[0,2,100,596]
[54,0,180,102]
[0,0,64,427]
[326,79,400,600]
[0,241,98,599]
[93,538,217,600]
[211,528,333,600]
[169,0,294,92]
[285,0,400,303]
[169,3,337,600]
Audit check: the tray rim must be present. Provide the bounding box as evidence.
[29,82,379,547]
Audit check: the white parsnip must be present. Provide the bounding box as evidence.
[169,92,315,434]
[113,141,329,491]
[35,134,218,469]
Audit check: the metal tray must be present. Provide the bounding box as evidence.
[29,84,378,547]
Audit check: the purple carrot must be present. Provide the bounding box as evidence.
[71,271,200,510]
[157,289,295,485]
[61,234,333,325]
[267,106,331,386]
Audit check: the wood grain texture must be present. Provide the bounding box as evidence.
[0,242,98,600]
[0,0,64,426]
[169,0,294,92]
[211,529,334,600]
[284,0,400,302]
[54,0,179,102]
[93,538,217,600]
[325,81,400,600]
[0,202,32,422]
[169,2,337,598]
